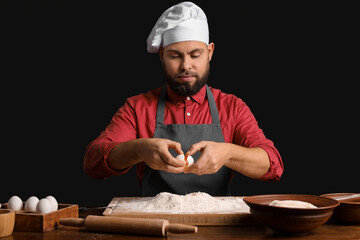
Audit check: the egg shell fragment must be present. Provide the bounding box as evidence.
[176,154,185,161]
[176,154,194,166]
[186,155,194,166]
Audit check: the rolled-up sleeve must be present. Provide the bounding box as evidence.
[233,99,283,181]
[83,100,137,179]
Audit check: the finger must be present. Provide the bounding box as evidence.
[167,140,183,155]
[163,165,185,174]
[184,154,207,175]
[186,141,207,156]
[161,150,186,167]
[185,152,223,175]
[185,164,204,175]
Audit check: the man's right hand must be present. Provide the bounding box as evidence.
[107,138,186,173]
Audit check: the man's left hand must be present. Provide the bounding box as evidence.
[184,141,230,175]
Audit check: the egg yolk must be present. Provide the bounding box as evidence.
[184,154,189,166]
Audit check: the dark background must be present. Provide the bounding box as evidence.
[1,1,358,207]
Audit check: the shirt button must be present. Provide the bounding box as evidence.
[187,112,191,117]
[186,96,190,100]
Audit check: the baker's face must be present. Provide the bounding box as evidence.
[160,41,215,96]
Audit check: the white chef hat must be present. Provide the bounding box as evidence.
[146,2,209,53]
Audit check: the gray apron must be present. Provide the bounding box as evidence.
[142,85,231,196]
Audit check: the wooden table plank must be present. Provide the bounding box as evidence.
[7,207,360,239]
[9,221,360,240]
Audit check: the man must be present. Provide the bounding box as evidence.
[84,2,283,196]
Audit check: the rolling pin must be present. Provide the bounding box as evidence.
[60,215,198,236]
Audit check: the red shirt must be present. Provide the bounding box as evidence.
[83,85,283,183]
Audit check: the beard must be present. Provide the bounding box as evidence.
[164,63,210,96]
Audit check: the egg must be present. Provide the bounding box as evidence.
[36,199,52,214]
[176,154,194,166]
[176,154,185,161]
[185,155,194,166]
[8,195,23,211]
[45,196,58,211]
[25,196,39,212]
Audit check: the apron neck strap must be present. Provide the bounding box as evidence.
[156,84,221,125]
[156,85,167,125]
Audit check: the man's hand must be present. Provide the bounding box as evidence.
[137,138,186,173]
[184,141,231,175]
[107,138,186,174]
[184,141,270,178]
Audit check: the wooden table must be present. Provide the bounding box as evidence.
[8,208,360,240]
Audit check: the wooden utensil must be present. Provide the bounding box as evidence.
[60,215,198,236]
[103,197,254,226]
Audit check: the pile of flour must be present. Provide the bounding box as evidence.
[116,192,249,214]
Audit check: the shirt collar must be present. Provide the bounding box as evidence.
[166,84,207,105]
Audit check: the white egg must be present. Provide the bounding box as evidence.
[176,154,194,166]
[25,196,39,212]
[36,199,52,214]
[8,196,23,211]
[45,196,58,211]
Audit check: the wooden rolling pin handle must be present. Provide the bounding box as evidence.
[59,218,85,227]
[59,216,198,237]
[165,224,198,234]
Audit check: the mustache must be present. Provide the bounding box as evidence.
[175,71,199,78]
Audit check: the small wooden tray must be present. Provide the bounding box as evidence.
[103,197,257,226]
[2,204,78,232]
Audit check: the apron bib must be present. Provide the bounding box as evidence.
[142,85,231,196]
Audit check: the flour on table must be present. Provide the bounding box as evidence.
[115,192,249,214]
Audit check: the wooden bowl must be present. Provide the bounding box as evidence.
[243,194,339,234]
[0,209,15,237]
[321,193,360,224]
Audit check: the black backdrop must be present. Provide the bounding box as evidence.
[1,1,358,206]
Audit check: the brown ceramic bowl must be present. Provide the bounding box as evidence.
[321,193,360,224]
[0,209,15,237]
[243,194,339,234]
